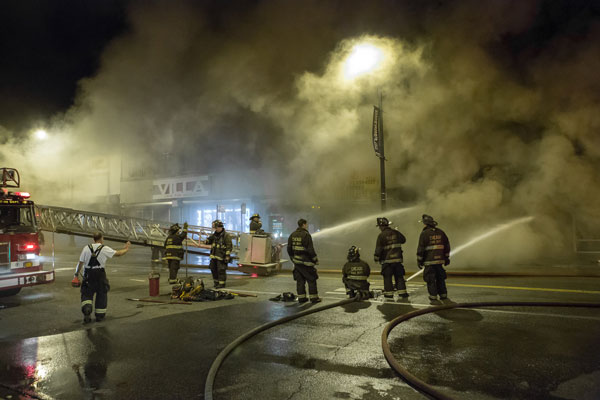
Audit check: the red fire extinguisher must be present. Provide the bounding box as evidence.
[148,271,160,297]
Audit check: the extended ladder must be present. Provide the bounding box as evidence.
[35,204,240,255]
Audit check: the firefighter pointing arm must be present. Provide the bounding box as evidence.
[72,239,130,287]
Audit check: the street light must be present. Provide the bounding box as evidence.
[342,42,388,211]
[34,129,47,140]
[343,43,385,80]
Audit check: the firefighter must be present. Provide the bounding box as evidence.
[342,246,371,299]
[74,232,130,323]
[163,222,189,284]
[206,219,233,288]
[416,214,451,304]
[287,218,321,303]
[374,217,408,300]
[249,213,264,234]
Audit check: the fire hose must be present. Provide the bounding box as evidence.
[381,301,600,400]
[204,295,360,400]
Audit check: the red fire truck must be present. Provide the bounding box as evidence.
[0,168,54,296]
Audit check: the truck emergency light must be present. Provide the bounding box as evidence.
[15,192,30,198]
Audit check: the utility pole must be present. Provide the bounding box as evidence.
[379,92,387,211]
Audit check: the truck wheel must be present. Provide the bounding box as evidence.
[0,288,21,297]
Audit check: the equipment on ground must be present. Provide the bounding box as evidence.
[127,297,192,305]
[0,168,55,297]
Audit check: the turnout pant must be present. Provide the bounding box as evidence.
[81,269,110,319]
[168,259,181,281]
[423,264,447,299]
[293,264,319,300]
[209,259,227,287]
[343,277,370,298]
[381,263,407,296]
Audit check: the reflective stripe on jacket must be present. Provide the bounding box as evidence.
[206,230,233,261]
[374,227,406,264]
[342,260,371,281]
[287,228,318,266]
[416,226,450,266]
[164,229,187,260]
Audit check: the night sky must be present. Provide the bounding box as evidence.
[0,0,128,131]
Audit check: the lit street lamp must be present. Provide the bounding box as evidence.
[34,129,48,140]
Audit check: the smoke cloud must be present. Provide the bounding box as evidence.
[1,0,599,268]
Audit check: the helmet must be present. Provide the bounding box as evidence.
[213,219,224,228]
[376,217,390,227]
[249,213,261,220]
[347,246,360,261]
[169,223,180,233]
[420,214,438,226]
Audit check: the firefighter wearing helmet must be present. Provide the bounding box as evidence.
[417,214,451,304]
[342,246,371,299]
[164,222,189,284]
[287,218,321,303]
[206,219,233,288]
[249,213,264,234]
[374,217,408,299]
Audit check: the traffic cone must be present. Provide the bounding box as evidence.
[71,276,81,287]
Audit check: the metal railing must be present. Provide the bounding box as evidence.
[35,204,240,252]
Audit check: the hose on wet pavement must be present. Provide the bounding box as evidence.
[204,295,360,400]
[381,301,600,400]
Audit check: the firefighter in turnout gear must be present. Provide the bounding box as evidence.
[287,218,321,303]
[374,217,408,299]
[249,213,264,234]
[74,232,130,323]
[206,220,233,288]
[164,222,188,284]
[417,214,451,303]
[342,246,371,299]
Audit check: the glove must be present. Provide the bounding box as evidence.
[314,258,319,265]
[225,256,231,263]
[444,259,450,266]
[183,222,189,229]
[418,263,424,269]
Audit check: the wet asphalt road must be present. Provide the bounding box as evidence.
[1,239,599,399]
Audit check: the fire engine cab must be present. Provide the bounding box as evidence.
[0,168,54,296]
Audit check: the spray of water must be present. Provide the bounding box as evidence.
[406,215,534,281]
[312,206,416,239]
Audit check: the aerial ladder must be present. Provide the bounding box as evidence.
[34,204,241,259]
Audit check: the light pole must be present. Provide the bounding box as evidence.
[377,92,386,211]
[343,42,387,211]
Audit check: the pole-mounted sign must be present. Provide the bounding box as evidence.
[372,106,382,158]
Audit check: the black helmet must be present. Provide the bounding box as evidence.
[213,219,224,228]
[420,214,438,226]
[376,217,390,227]
[169,223,180,233]
[347,246,360,261]
[250,213,260,220]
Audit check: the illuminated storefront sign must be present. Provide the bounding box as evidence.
[152,176,209,200]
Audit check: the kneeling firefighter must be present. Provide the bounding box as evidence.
[374,217,408,299]
[342,246,371,299]
[206,220,233,288]
[164,222,188,284]
[417,214,451,303]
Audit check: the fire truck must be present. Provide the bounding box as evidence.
[0,168,54,296]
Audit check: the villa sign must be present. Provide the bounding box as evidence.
[152,176,209,199]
